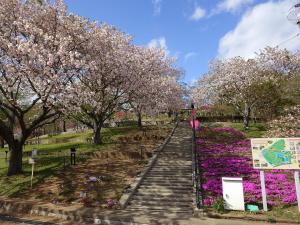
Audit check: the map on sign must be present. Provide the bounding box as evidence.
[251,138,300,169]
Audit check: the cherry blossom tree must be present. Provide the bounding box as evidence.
[193,47,300,129]
[126,47,184,127]
[64,32,184,140]
[194,57,264,128]
[62,23,137,144]
[0,0,92,175]
[257,47,300,79]
[265,105,300,137]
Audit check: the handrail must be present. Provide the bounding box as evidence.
[191,110,202,209]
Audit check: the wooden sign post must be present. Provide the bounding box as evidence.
[29,148,38,188]
[294,171,300,212]
[260,171,268,211]
[29,157,35,188]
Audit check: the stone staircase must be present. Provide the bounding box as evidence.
[126,123,193,215]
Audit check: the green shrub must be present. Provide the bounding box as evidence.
[212,198,226,213]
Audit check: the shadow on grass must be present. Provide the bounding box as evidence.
[0,144,104,198]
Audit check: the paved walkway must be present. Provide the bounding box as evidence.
[125,122,193,215]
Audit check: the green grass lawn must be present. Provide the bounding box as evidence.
[218,122,267,138]
[226,205,300,223]
[0,124,167,197]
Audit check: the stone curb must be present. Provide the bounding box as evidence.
[119,121,179,209]
[203,211,300,224]
[0,199,147,225]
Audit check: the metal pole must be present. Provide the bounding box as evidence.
[31,163,34,189]
[260,170,268,211]
[294,171,300,212]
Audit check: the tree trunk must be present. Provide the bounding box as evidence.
[243,106,251,130]
[93,125,102,144]
[137,112,142,128]
[7,144,23,176]
[62,120,67,132]
[0,137,4,148]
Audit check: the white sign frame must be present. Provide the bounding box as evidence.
[222,177,245,211]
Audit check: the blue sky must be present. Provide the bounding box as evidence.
[64,0,300,84]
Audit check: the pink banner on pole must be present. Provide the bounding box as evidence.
[190,119,199,129]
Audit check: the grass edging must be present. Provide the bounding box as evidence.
[202,211,300,224]
[118,121,179,209]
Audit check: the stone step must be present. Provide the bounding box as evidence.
[151,168,191,171]
[136,189,192,195]
[123,208,193,215]
[142,180,192,185]
[129,200,192,207]
[155,162,190,164]
[151,165,191,168]
[141,180,192,186]
[134,193,192,200]
[161,150,191,152]
[155,164,192,167]
[145,176,192,180]
[153,164,191,167]
[147,172,191,175]
[162,151,191,153]
[160,156,191,159]
[151,164,191,167]
[158,154,191,156]
[149,169,191,173]
[156,159,192,161]
[155,159,192,166]
[142,179,191,183]
[126,205,193,212]
[147,173,191,177]
[161,152,188,154]
[142,179,193,187]
[148,170,191,173]
[146,176,191,180]
[125,123,194,212]
[131,195,193,203]
[150,167,191,170]
[138,185,192,191]
[159,158,191,160]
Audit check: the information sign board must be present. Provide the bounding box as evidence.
[251,138,300,169]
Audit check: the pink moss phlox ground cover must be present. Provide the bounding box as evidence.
[197,127,297,207]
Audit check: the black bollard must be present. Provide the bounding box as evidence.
[5,150,8,162]
[70,147,76,165]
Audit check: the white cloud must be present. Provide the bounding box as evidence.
[184,52,197,61]
[147,37,169,55]
[152,0,162,16]
[218,0,300,58]
[190,6,206,21]
[214,0,253,14]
